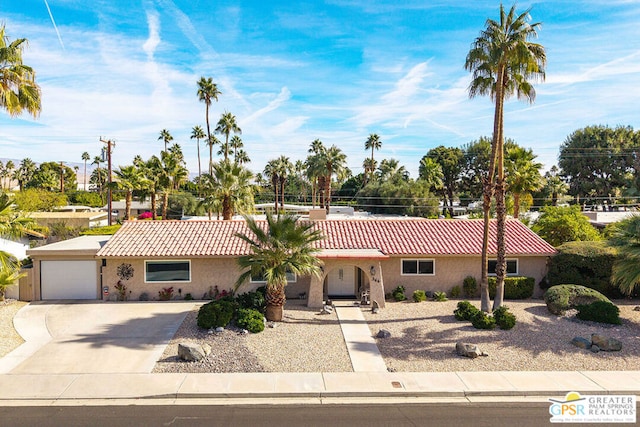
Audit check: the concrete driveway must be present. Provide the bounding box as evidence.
[2,301,195,375]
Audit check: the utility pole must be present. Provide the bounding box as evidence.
[59,161,65,193]
[100,137,115,225]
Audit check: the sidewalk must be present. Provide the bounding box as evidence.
[1,370,639,403]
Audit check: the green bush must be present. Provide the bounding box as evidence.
[471,310,496,330]
[493,306,517,330]
[433,291,448,302]
[454,301,480,321]
[543,284,611,315]
[412,290,427,302]
[576,301,621,325]
[544,241,620,297]
[197,300,237,329]
[488,277,535,299]
[392,286,406,302]
[463,276,477,298]
[236,291,266,313]
[236,308,266,333]
[450,285,461,298]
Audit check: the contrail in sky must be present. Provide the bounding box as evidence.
[43,0,65,50]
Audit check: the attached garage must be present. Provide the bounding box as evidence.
[41,260,98,300]
[27,235,111,301]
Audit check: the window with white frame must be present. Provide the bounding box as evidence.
[488,259,518,276]
[401,259,435,276]
[145,260,191,282]
[250,270,297,283]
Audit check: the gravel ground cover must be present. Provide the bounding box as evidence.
[0,300,27,358]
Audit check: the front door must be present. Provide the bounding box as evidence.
[326,266,355,296]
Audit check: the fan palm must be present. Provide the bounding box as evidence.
[158,129,173,152]
[0,25,41,118]
[197,77,221,169]
[114,165,150,220]
[81,152,90,191]
[505,146,543,218]
[465,4,546,311]
[0,251,25,302]
[364,133,382,183]
[190,125,206,186]
[204,160,254,220]
[610,215,640,296]
[235,214,323,321]
[215,112,241,162]
[0,193,36,239]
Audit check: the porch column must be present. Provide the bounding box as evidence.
[369,261,385,308]
[308,274,324,308]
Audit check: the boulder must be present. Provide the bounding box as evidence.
[590,345,600,353]
[376,329,391,338]
[571,336,592,350]
[591,334,622,352]
[456,342,487,359]
[178,343,207,362]
[215,326,224,333]
[371,300,380,314]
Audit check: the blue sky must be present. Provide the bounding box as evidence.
[2,0,640,178]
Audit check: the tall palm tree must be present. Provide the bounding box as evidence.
[197,77,221,166]
[418,157,444,190]
[320,145,348,212]
[505,146,542,218]
[215,111,241,162]
[306,139,326,208]
[543,166,568,206]
[207,135,220,175]
[264,159,281,212]
[235,149,250,165]
[364,133,382,183]
[0,25,41,118]
[159,149,189,219]
[362,158,377,185]
[610,215,640,296]
[230,135,243,163]
[158,129,173,152]
[81,152,90,191]
[141,155,162,220]
[114,165,150,220]
[465,4,546,311]
[190,125,206,187]
[235,214,323,321]
[205,160,254,220]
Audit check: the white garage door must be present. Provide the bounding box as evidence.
[41,260,98,300]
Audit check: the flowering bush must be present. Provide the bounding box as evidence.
[114,281,128,301]
[158,287,174,301]
[138,211,154,220]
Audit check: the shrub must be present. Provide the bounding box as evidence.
[158,287,174,301]
[236,291,266,313]
[412,290,427,302]
[454,301,480,321]
[450,285,461,298]
[488,277,535,300]
[236,308,265,333]
[433,291,448,302]
[197,299,237,329]
[544,241,620,297]
[114,281,128,301]
[184,293,194,301]
[493,306,517,330]
[138,292,149,301]
[543,284,611,315]
[576,301,621,325]
[391,286,406,302]
[471,310,496,330]
[463,276,477,298]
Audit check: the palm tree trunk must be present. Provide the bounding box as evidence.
[513,193,521,219]
[197,138,202,196]
[125,191,132,220]
[162,191,169,220]
[83,161,87,191]
[265,282,286,321]
[222,195,232,220]
[151,193,157,220]
[280,178,286,209]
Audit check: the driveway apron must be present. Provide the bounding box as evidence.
[6,302,195,375]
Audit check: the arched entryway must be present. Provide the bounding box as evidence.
[325,265,369,299]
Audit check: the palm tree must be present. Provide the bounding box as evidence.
[0,193,36,239]
[230,135,243,163]
[14,158,36,191]
[306,139,326,208]
[610,215,640,296]
[197,77,221,166]
[190,125,206,187]
[81,152,90,191]
[418,157,444,190]
[207,135,220,175]
[465,4,546,311]
[158,129,173,152]
[0,250,25,301]
[235,214,323,321]
[364,133,382,183]
[159,149,188,219]
[141,155,162,220]
[235,149,250,165]
[362,158,377,185]
[505,146,542,218]
[215,112,241,162]
[205,160,254,220]
[0,25,41,118]
[264,159,281,212]
[319,145,348,212]
[114,165,150,220]
[543,166,568,206]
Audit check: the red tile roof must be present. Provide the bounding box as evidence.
[97,218,556,258]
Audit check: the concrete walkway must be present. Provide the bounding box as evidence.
[333,302,387,372]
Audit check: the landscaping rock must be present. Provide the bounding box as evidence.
[571,336,592,350]
[178,343,208,362]
[267,321,277,328]
[372,300,380,314]
[591,345,600,353]
[239,329,249,335]
[634,306,640,312]
[591,334,622,351]
[215,327,224,333]
[376,329,391,338]
[456,342,485,359]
